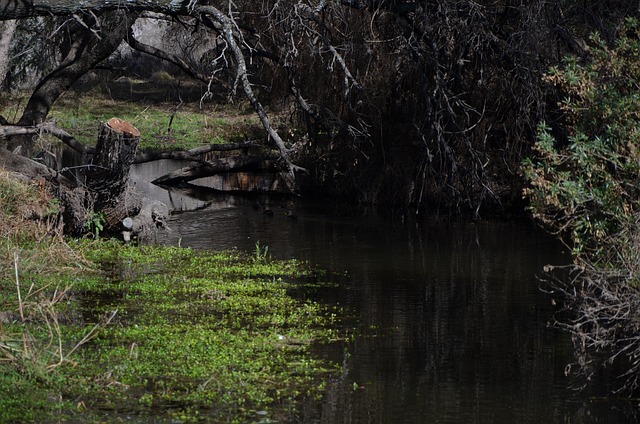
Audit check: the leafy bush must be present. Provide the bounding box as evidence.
[523,17,640,265]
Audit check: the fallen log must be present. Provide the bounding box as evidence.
[133,140,263,164]
[152,156,278,185]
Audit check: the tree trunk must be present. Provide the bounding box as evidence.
[8,11,136,154]
[0,19,17,88]
[85,118,141,225]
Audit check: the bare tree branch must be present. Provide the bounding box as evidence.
[198,5,306,192]
[125,26,231,91]
[0,122,95,155]
[0,0,193,21]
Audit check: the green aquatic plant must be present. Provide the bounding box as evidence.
[0,240,347,422]
[254,240,270,262]
[0,173,348,422]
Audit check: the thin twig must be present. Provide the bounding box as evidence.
[14,252,24,322]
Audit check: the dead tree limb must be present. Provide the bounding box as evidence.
[125,26,231,91]
[198,5,305,192]
[133,140,263,164]
[0,122,95,155]
[152,156,277,185]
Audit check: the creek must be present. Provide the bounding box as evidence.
[130,161,637,423]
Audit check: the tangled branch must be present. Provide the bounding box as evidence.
[545,264,640,394]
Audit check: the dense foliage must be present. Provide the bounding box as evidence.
[523,17,640,265]
[523,17,640,394]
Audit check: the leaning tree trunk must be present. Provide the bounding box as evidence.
[7,10,136,154]
[85,118,141,226]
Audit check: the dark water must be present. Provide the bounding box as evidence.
[130,163,638,424]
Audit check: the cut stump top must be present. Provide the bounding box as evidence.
[106,117,141,137]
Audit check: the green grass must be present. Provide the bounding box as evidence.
[0,84,266,152]
[52,94,264,151]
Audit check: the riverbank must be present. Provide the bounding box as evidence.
[0,172,348,423]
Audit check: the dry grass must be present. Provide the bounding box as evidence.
[0,171,58,239]
[0,171,90,279]
[0,172,97,380]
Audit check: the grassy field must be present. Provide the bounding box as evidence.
[0,78,268,152]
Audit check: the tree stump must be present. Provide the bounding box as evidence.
[85,118,141,224]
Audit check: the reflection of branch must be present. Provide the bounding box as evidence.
[544,264,640,394]
[152,155,277,185]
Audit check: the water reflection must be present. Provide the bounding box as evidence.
[148,183,635,423]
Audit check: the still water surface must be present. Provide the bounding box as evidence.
[131,162,637,423]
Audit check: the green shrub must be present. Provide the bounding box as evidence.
[523,17,640,265]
